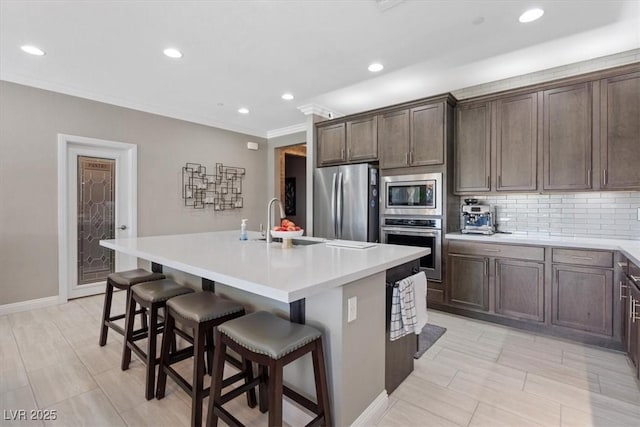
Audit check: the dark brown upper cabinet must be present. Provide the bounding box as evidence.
[379,101,447,169]
[317,117,378,167]
[317,122,346,166]
[455,101,491,192]
[379,109,411,169]
[494,93,538,191]
[346,116,378,163]
[543,83,593,190]
[600,72,640,190]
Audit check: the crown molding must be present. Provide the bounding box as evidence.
[0,73,269,138]
[266,122,308,139]
[297,103,344,120]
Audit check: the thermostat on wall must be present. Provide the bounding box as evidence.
[247,142,259,151]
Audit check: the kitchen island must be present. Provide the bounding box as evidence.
[100,230,428,426]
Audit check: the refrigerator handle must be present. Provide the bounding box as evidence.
[337,172,344,239]
[331,172,337,238]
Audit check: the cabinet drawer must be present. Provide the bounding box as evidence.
[552,248,613,268]
[448,241,544,261]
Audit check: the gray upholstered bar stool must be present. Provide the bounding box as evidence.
[121,279,195,400]
[156,292,257,427]
[99,268,165,346]
[207,311,331,427]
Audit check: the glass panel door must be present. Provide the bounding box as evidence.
[77,156,115,285]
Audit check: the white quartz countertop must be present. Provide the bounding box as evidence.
[446,232,640,266]
[101,230,428,303]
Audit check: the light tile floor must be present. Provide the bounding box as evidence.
[1,294,639,426]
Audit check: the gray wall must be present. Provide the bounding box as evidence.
[0,81,267,305]
[285,154,307,230]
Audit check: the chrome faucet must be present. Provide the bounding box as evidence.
[266,198,285,243]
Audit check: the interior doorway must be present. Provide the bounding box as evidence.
[58,134,138,302]
[277,144,307,230]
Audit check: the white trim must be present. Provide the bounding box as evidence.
[0,296,60,316]
[297,103,344,119]
[350,391,389,427]
[266,122,308,139]
[57,134,138,302]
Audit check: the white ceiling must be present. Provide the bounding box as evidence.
[1,1,639,138]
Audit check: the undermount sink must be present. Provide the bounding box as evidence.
[251,237,323,246]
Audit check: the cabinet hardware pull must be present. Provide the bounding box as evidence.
[620,281,629,301]
[484,249,501,252]
[630,275,640,283]
[570,256,593,260]
[587,169,591,187]
[484,259,488,276]
[347,148,351,159]
[341,148,345,159]
[632,298,640,323]
[486,176,490,189]
[498,175,502,188]
[603,169,608,186]
[409,150,413,164]
[617,261,628,268]
[405,152,409,165]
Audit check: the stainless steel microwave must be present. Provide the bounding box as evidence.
[382,173,442,216]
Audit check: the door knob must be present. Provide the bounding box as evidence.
[118,225,127,230]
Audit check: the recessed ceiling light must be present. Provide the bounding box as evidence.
[281,93,294,101]
[163,48,183,59]
[519,8,544,23]
[238,107,250,114]
[368,63,384,72]
[21,45,45,56]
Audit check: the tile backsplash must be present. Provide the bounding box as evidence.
[469,192,640,240]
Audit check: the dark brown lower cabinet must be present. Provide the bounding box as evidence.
[495,259,544,322]
[552,265,613,336]
[448,254,489,311]
[627,274,640,378]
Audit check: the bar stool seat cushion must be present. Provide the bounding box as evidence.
[167,292,244,323]
[132,279,194,303]
[219,311,322,360]
[109,269,165,287]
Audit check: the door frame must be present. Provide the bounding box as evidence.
[57,134,138,303]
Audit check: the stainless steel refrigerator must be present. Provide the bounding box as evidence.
[314,163,379,242]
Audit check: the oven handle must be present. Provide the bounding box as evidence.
[381,226,441,237]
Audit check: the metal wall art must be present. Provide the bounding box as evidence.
[182,162,246,210]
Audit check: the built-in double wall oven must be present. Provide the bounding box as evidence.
[381,173,443,282]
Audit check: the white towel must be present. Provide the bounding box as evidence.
[411,271,428,335]
[389,276,418,341]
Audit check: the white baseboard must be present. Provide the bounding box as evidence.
[350,390,390,427]
[0,296,60,316]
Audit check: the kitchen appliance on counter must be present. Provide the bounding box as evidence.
[461,199,495,235]
[381,217,441,282]
[314,164,379,242]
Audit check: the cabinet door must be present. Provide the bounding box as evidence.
[496,259,544,322]
[379,110,410,169]
[552,265,613,336]
[495,93,538,191]
[447,254,489,311]
[347,116,378,162]
[317,123,346,166]
[628,278,640,373]
[410,103,444,166]
[543,83,593,190]
[600,72,640,190]
[455,102,491,192]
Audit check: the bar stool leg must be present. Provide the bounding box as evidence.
[205,328,214,375]
[268,359,284,427]
[99,280,114,346]
[121,293,137,370]
[207,330,227,427]
[312,340,332,427]
[243,358,257,408]
[258,365,269,413]
[191,324,206,427]
[155,313,175,400]
[144,304,159,400]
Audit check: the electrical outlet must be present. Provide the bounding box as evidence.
[347,296,357,323]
